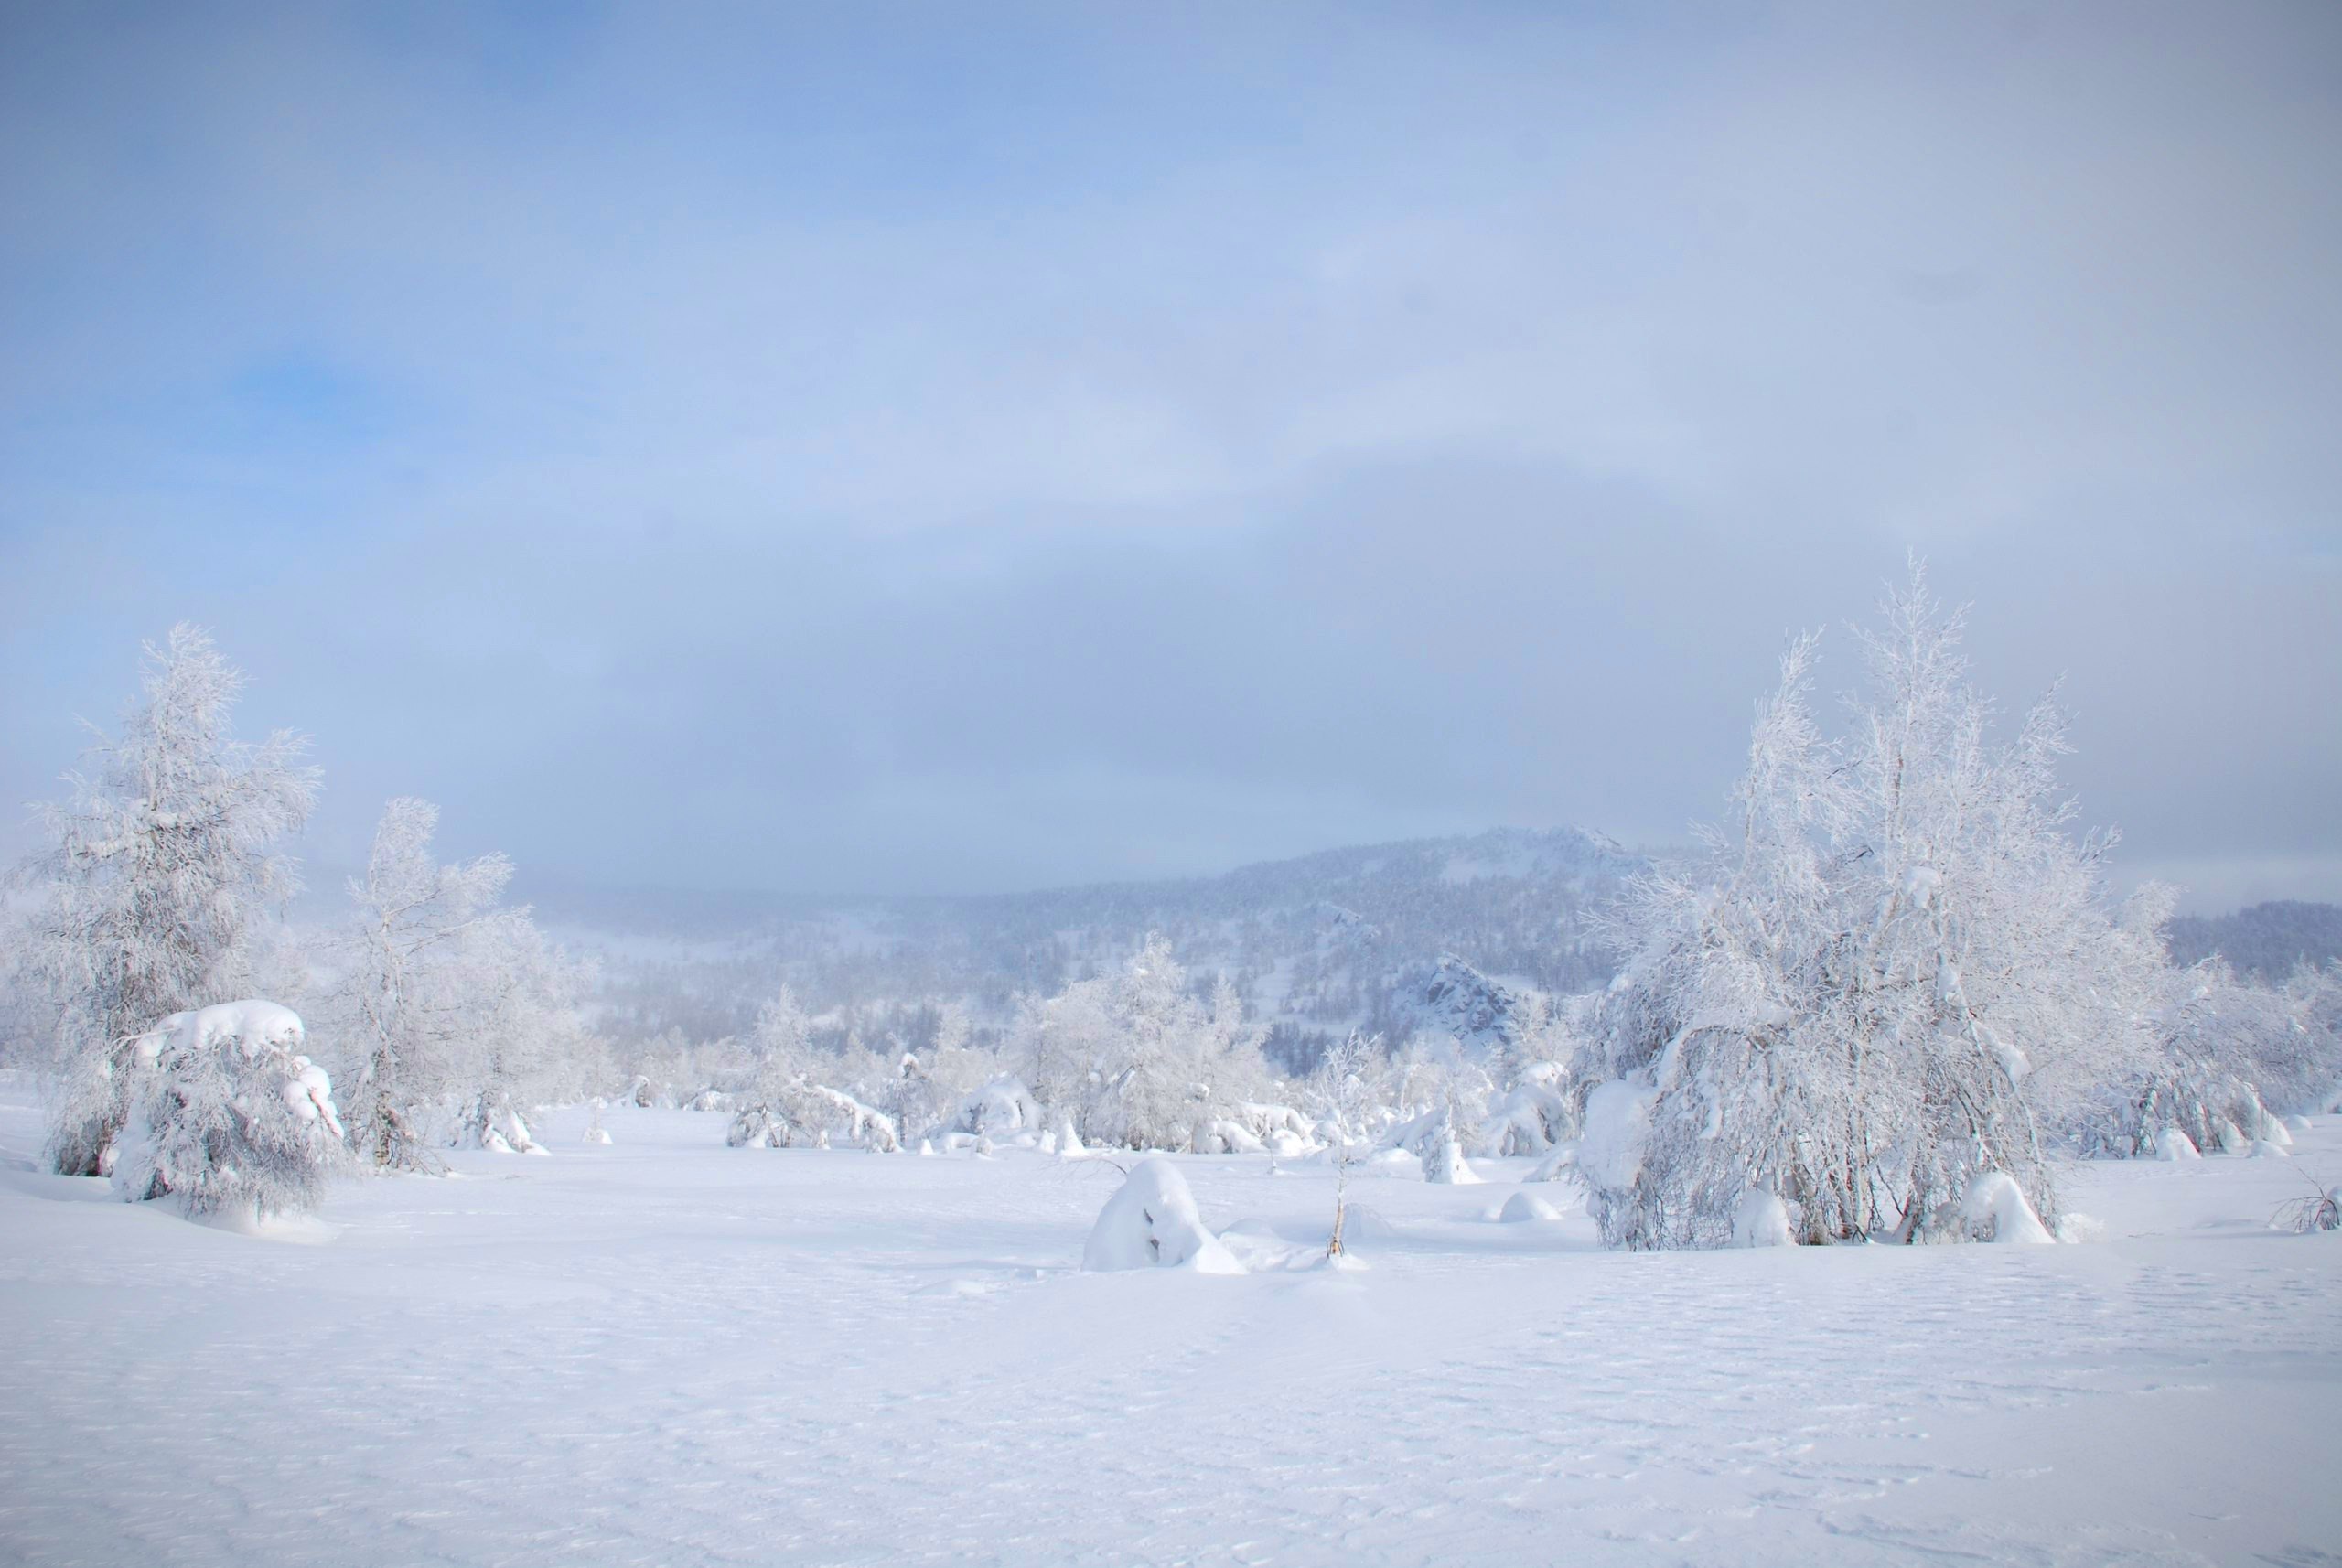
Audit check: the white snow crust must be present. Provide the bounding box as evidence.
[3,1079,2338,1567]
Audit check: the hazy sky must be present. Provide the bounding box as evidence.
[3,2,2337,908]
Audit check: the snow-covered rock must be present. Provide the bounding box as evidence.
[1080,1159,1245,1274]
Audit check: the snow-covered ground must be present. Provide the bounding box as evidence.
[2,1080,2337,1567]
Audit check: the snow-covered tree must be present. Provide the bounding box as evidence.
[1586,567,2159,1248]
[888,1001,996,1141]
[1019,936,1272,1150]
[450,916,593,1155]
[333,799,516,1171]
[1306,1028,1387,1146]
[111,999,345,1221]
[727,988,818,1146]
[10,627,317,1177]
[319,798,591,1165]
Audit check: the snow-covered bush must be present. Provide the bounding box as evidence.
[2273,1187,2342,1234]
[939,1076,1045,1142]
[725,990,902,1151]
[1421,1122,1482,1185]
[1731,1190,1795,1248]
[1958,1171,2055,1244]
[111,1000,345,1220]
[1480,1061,1575,1155]
[1080,1158,1245,1273]
[10,627,317,1178]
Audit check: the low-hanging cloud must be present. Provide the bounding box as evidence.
[2,0,2335,908]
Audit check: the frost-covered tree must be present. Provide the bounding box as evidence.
[111,999,345,1220]
[333,799,518,1171]
[1587,568,2158,1248]
[1306,1028,1387,1145]
[450,916,594,1155]
[10,627,317,1177]
[727,989,819,1147]
[725,989,899,1151]
[1002,936,1271,1150]
[317,798,591,1164]
[889,1001,996,1141]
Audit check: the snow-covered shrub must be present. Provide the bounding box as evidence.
[721,993,902,1152]
[1193,1118,1265,1155]
[1958,1172,2055,1244]
[1574,1079,1651,1197]
[1480,1061,1575,1156]
[811,1084,899,1152]
[112,1000,345,1220]
[886,1004,999,1144]
[2273,1187,2342,1234]
[11,627,316,1178]
[940,1076,1045,1142]
[1080,1158,1244,1274]
[2091,940,2294,1162]
[1731,1190,1795,1248]
[1422,1122,1482,1185]
[458,1097,546,1155]
[1526,1144,1579,1185]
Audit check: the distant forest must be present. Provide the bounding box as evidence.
[2164,901,2342,982]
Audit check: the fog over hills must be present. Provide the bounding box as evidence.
[521,825,1644,1065]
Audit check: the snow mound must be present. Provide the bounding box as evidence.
[1497,1191,1563,1223]
[1962,1172,2055,1244]
[1731,1190,1795,1247]
[1080,1159,1245,1275]
[1217,1220,1338,1272]
[2154,1125,2202,1160]
[2250,1139,2292,1159]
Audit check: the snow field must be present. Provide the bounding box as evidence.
[2,1083,2338,1567]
